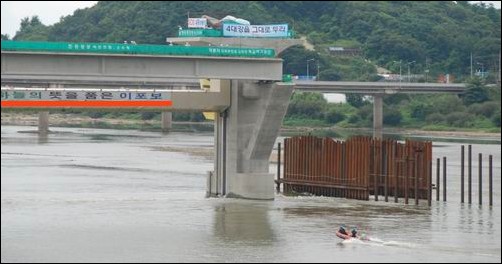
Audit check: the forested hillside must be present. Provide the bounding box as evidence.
[5,1,500,80]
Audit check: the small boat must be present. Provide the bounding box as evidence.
[336,231,370,241]
[335,231,353,240]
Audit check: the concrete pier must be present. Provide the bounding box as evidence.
[208,80,294,199]
[161,112,172,132]
[38,111,49,134]
[373,94,383,139]
[222,81,294,200]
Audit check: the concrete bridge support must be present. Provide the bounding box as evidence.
[37,83,62,134]
[38,111,49,134]
[161,112,172,132]
[211,80,294,200]
[373,94,383,139]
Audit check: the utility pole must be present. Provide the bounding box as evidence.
[499,50,501,85]
[307,58,314,80]
[425,57,430,83]
[407,61,415,82]
[399,60,402,86]
[317,59,320,81]
[306,60,309,80]
[393,60,402,86]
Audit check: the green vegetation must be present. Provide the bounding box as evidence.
[284,78,501,132]
[6,1,501,132]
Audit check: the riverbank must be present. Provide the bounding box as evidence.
[282,126,501,141]
[2,112,500,141]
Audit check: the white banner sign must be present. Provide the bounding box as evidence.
[1,90,172,101]
[222,23,288,38]
[188,18,207,28]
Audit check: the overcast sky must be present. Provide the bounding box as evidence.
[1,1,501,37]
[1,1,97,37]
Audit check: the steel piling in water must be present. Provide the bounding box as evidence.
[443,157,447,202]
[428,160,432,207]
[384,142,389,202]
[394,142,399,203]
[489,155,493,207]
[405,155,409,205]
[479,153,482,205]
[468,145,472,204]
[281,136,433,203]
[436,158,440,201]
[461,145,465,203]
[414,154,419,205]
[276,142,281,192]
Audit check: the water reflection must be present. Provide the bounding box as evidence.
[213,201,275,243]
[37,132,49,144]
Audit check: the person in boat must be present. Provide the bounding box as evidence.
[338,225,349,236]
[350,227,359,238]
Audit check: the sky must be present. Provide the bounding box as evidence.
[1,1,97,37]
[1,1,501,37]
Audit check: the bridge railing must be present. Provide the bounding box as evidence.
[1,40,275,58]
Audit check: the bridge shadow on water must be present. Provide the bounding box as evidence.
[212,201,276,244]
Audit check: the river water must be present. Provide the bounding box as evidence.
[1,126,500,263]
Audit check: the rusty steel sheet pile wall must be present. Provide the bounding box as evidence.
[281,136,432,202]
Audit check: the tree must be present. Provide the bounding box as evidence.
[319,69,342,81]
[286,92,327,119]
[462,77,489,105]
[280,45,322,76]
[325,109,345,124]
[1,34,10,40]
[383,107,402,125]
[492,111,501,127]
[410,101,433,121]
[346,94,366,108]
[14,16,49,41]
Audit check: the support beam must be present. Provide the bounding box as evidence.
[373,94,383,139]
[161,112,172,132]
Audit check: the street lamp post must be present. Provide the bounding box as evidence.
[407,61,416,82]
[307,58,315,80]
[393,60,402,85]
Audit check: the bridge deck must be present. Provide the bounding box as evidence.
[1,51,283,82]
[293,81,465,94]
